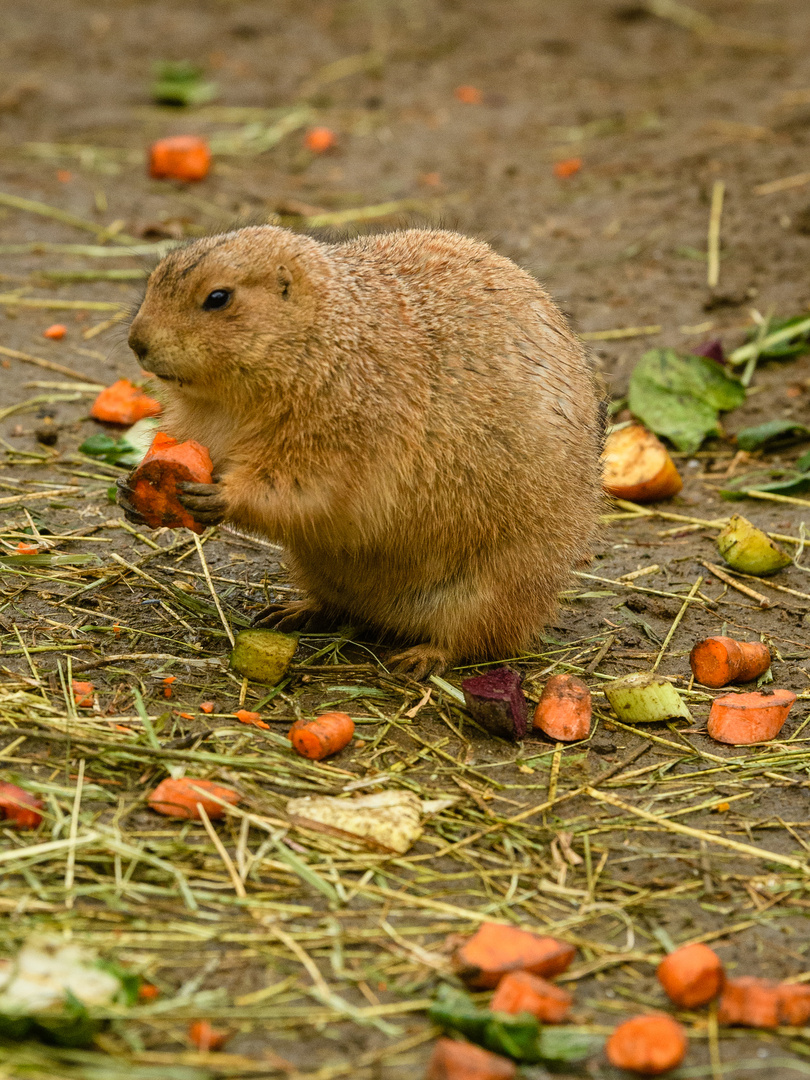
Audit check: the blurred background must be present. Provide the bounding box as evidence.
[2,0,809,399]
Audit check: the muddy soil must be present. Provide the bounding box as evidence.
[1,2,810,1078]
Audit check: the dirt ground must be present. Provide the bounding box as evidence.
[2,1,810,1077]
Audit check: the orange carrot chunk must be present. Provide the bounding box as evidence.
[489,970,573,1023]
[454,922,576,989]
[90,379,161,425]
[717,977,781,1028]
[777,983,810,1026]
[454,85,483,105]
[553,157,583,180]
[426,1037,516,1080]
[43,323,67,340]
[656,943,724,1008]
[71,679,95,708]
[288,712,355,760]
[188,1020,229,1051]
[127,432,214,534]
[149,136,211,182]
[0,782,44,829]
[689,636,771,688]
[707,688,796,745]
[304,127,337,153]
[200,701,216,714]
[602,424,683,503]
[606,1014,688,1076]
[533,674,591,742]
[138,982,160,1002]
[234,709,270,730]
[148,777,239,820]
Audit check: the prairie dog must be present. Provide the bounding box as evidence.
[123,226,603,677]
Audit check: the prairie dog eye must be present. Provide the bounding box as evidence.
[202,288,232,311]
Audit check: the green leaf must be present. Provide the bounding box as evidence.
[744,315,810,359]
[536,1026,601,1062]
[628,349,746,453]
[428,985,489,1042]
[721,472,810,500]
[151,62,217,106]
[736,419,810,451]
[483,1012,542,1062]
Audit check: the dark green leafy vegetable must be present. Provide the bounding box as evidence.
[428,984,598,1065]
[628,349,745,453]
[735,419,810,451]
[151,61,217,107]
[742,315,810,359]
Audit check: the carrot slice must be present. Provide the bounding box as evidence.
[235,709,270,730]
[90,379,161,424]
[426,1037,516,1080]
[138,982,160,1001]
[148,777,239,820]
[0,782,44,829]
[288,712,355,760]
[71,679,95,708]
[454,922,576,988]
[707,688,796,745]
[689,636,771,688]
[718,977,781,1028]
[43,323,67,340]
[777,983,810,1026]
[656,943,724,1008]
[489,970,573,1023]
[454,85,483,105]
[200,701,216,714]
[127,432,213,534]
[188,1020,228,1051]
[606,1014,688,1075]
[553,157,583,180]
[602,424,683,503]
[304,127,337,153]
[533,674,591,742]
[149,136,211,182]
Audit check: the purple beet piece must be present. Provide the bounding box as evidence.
[461,667,528,741]
[693,338,725,364]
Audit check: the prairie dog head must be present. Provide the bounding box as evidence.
[129,226,329,404]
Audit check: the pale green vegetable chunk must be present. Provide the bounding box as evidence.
[229,629,298,684]
[605,671,692,723]
[717,514,791,576]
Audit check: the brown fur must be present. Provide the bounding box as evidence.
[127,226,603,675]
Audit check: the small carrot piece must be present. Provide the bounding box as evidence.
[606,1013,688,1075]
[776,983,810,1026]
[15,542,39,554]
[489,970,573,1023]
[126,432,214,534]
[304,127,337,153]
[43,323,67,340]
[707,688,796,745]
[657,943,724,1008]
[90,378,161,425]
[717,977,781,1028]
[188,1020,229,1051]
[149,136,211,182]
[454,922,576,989]
[288,712,354,760]
[138,982,160,1002]
[690,636,771,688]
[602,424,683,503]
[162,675,176,699]
[200,701,216,714]
[553,157,583,180]
[0,782,44,829]
[148,777,239,820]
[533,674,591,742]
[454,85,483,105]
[71,680,95,708]
[426,1037,516,1080]
[235,709,270,730]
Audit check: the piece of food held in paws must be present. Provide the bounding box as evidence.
[118,432,214,534]
[120,225,604,676]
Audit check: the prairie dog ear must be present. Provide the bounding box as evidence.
[277,264,293,299]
